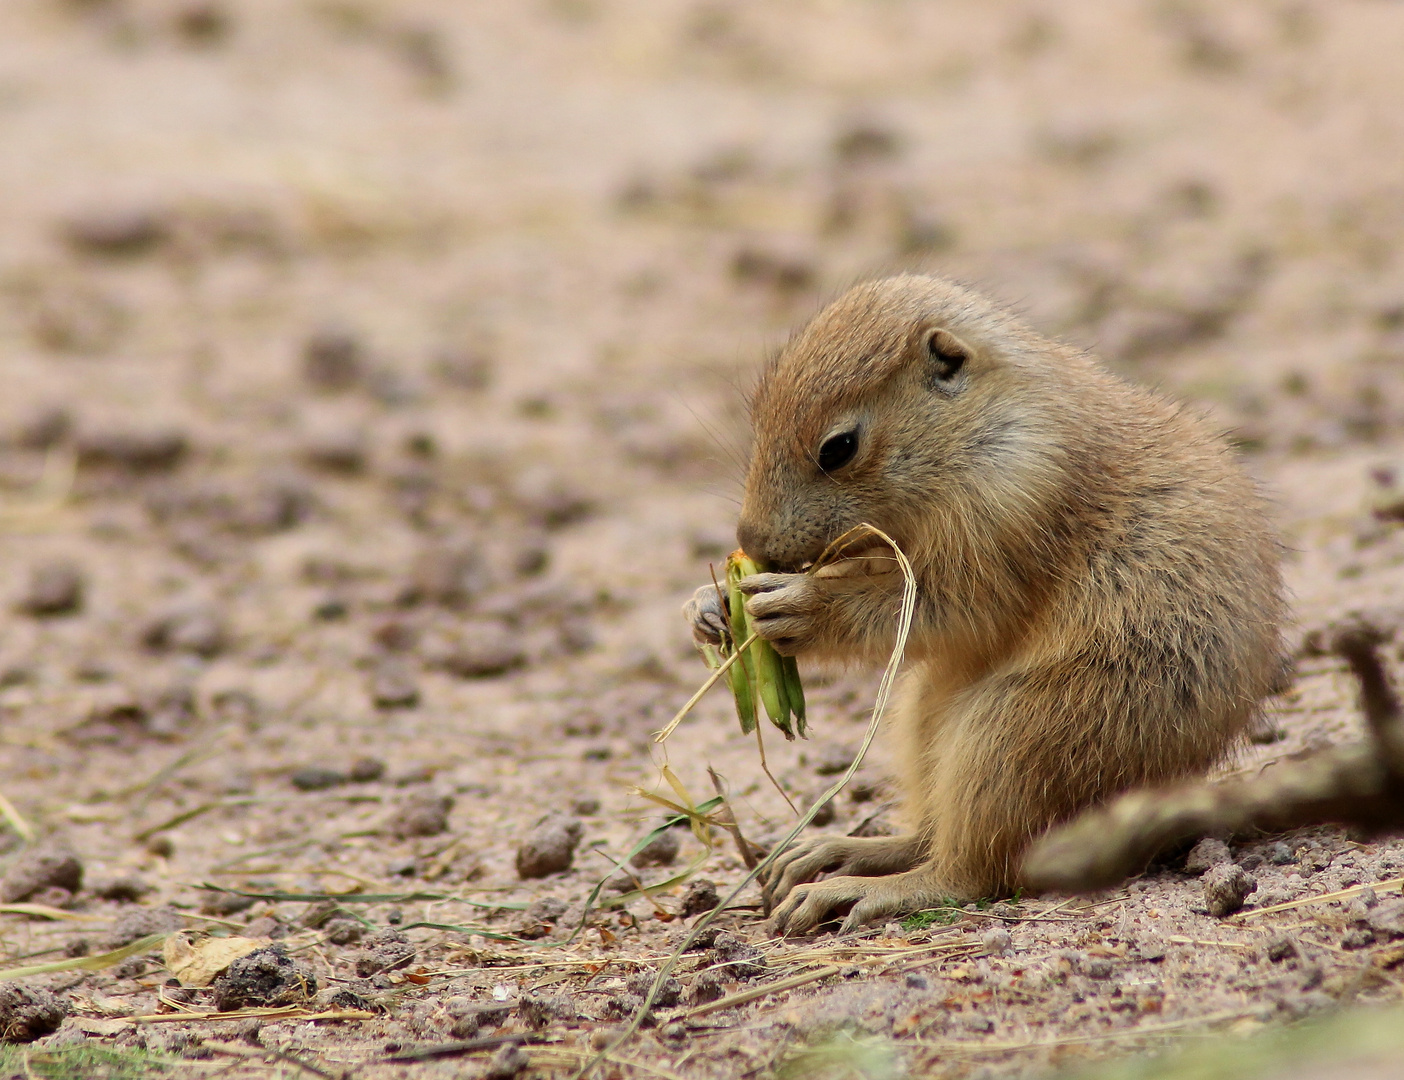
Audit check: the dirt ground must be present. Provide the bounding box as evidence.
[3,1,1404,1078]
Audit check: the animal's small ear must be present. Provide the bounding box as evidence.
[925,328,969,384]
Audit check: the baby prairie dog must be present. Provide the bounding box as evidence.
[686,274,1285,934]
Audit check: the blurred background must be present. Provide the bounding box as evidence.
[2,0,1404,1072]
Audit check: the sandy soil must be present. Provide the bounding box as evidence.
[2,1,1404,1077]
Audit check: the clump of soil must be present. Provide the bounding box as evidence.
[0,985,68,1043]
[210,946,317,1011]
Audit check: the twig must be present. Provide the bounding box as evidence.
[753,717,798,816]
[653,632,758,744]
[1236,875,1404,921]
[0,791,35,843]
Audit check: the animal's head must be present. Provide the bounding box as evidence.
[737,275,1084,571]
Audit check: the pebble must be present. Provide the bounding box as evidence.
[369,660,420,709]
[1341,927,1376,950]
[812,745,855,776]
[142,604,227,658]
[354,930,416,977]
[19,559,84,617]
[516,815,584,878]
[302,325,363,390]
[571,797,601,816]
[1085,957,1115,979]
[980,927,1013,956]
[104,906,182,949]
[631,828,681,868]
[484,1043,529,1080]
[517,991,577,1029]
[400,545,486,608]
[680,879,720,919]
[387,793,453,839]
[144,685,198,738]
[1266,936,1298,962]
[1184,838,1232,875]
[291,766,347,792]
[1268,842,1296,865]
[0,984,69,1042]
[349,757,386,782]
[61,205,168,256]
[301,428,367,474]
[1203,863,1257,917]
[90,876,153,903]
[199,890,255,917]
[324,918,364,946]
[627,971,682,1008]
[690,970,727,1004]
[76,427,188,472]
[0,844,84,903]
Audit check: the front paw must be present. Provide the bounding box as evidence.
[682,584,729,648]
[737,573,823,654]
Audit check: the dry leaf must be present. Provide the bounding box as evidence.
[163,933,267,987]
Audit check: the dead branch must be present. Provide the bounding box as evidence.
[1021,622,1404,892]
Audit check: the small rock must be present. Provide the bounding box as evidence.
[485,1042,529,1080]
[1268,842,1296,865]
[1342,927,1376,950]
[517,991,576,1029]
[349,757,386,782]
[690,971,727,1005]
[301,428,367,474]
[61,206,167,257]
[806,797,836,827]
[199,891,255,917]
[142,604,227,658]
[813,745,855,776]
[28,886,74,909]
[680,879,720,919]
[324,919,365,946]
[904,973,930,990]
[399,545,486,608]
[1368,899,1404,938]
[0,984,69,1042]
[706,932,765,979]
[387,793,453,839]
[432,628,528,679]
[77,428,187,472]
[144,685,198,738]
[370,660,419,709]
[1267,936,1298,962]
[354,929,416,977]
[516,815,584,878]
[631,828,680,869]
[627,971,682,1008]
[90,876,152,903]
[210,945,317,1010]
[1203,863,1257,917]
[1086,957,1115,979]
[571,797,600,816]
[19,560,84,617]
[1184,838,1232,876]
[0,844,84,903]
[302,325,363,391]
[291,766,347,792]
[104,907,182,949]
[981,927,1013,956]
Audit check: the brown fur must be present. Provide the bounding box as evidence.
[687,274,1285,934]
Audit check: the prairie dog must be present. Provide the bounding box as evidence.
[685,274,1285,934]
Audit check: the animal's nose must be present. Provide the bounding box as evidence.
[736,518,771,566]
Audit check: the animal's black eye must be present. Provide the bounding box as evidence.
[927,329,967,382]
[818,429,859,472]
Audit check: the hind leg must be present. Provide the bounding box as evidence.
[770,861,962,935]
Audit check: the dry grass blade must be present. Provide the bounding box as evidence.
[653,630,759,744]
[0,903,104,922]
[0,447,75,532]
[683,965,842,1019]
[0,933,167,980]
[0,791,35,843]
[1235,874,1404,920]
[570,523,918,1080]
[131,1007,374,1024]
